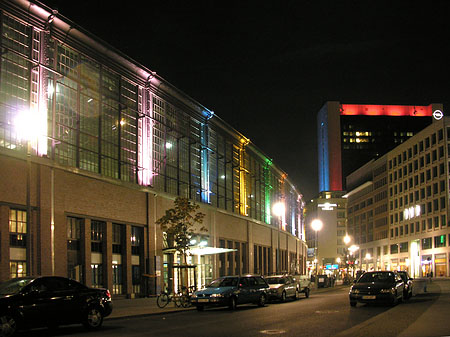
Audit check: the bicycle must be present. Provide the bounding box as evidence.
[156,291,184,308]
[177,285,197,308]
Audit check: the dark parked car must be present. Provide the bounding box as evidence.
[349,271,404,307]
[191,275,269,311]
[0,276,112,336]
[397,271,413,299]
[266,275,297,302]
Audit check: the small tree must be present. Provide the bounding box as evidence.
[156,197,207,264]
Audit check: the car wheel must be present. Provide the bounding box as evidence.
[83,306,104,330]
[305,288,310,298]
[0,315,18,337]
[257,294,266,307]
[350,301,357,307]
[196,306,204,311]
[228,297,237,310]
[391,292,398,306]
[399,291,404,303]
[281,291,287,302]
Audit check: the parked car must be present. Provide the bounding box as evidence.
[349,271,404,307]
[292,275,311,298]
[191,275,269,311]
[0,276,112,336]
[355,270,366,281]
[265,275,297,302]
[397,271,413,299]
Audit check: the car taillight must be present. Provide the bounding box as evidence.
[105,289,111,298]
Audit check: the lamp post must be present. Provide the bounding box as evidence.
[15,109,54,276]
[365,253,371,271]
[311,219,323,285]
[348,244,359,279]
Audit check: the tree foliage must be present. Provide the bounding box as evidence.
[156,197,207,259]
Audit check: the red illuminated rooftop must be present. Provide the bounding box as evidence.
[340,104,433,117]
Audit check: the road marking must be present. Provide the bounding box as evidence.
[315,310,339,314]
[260,329,286,335]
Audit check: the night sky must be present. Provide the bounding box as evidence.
[37,0,450,200]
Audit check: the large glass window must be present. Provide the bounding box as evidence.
[434,235,446,248]
[422,237,432,250]
[0,14,30,152]
[67,217,83,282]
[10,261,27,278]
[9,209,27,247]
[91,220,104,253]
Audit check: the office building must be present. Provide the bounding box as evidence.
[346,117,450,278]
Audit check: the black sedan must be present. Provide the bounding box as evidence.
[397,271,413,299]
[191,275,269,311]
[349,271,404,307]
[0,276,112,336]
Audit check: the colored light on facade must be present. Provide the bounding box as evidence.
[340,104,433,117]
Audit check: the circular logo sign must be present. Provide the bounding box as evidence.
[433,110,444,120]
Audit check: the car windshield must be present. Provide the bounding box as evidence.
[207,277,238,288]
[266,277,285,285]
[358,272,394,283]
[0,278,34,295]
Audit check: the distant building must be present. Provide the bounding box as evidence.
[345,117,450,278]
[307,101,443,278]
[317,101,441,192]
[305,192,346,276]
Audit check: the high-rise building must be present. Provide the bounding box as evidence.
[306,101,444,278]
[317,101,442,192]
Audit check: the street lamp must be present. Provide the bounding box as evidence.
[311,219,323,283]
[365,253,371,271]
[14,108,54,276]
[343,234,351,245]
[348,244,359,278]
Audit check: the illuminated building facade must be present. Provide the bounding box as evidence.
[318,101,441,192]
[305,191,347,276]
[0,0,306,297]
[346,117,450,278]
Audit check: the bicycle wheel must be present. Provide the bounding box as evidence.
[180,295,191,308]
[157,293,170,308]
[173,293,182,307]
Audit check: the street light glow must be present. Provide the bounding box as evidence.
[343,234,351,245]
[272,202,285,217]
[311,219,323,232]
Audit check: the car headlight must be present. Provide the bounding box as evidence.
[191,294,198,299]
[380,288,394,294]
[350,289,359,294]
[210,293,224,298]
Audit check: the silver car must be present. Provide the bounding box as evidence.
[265,275,298,302]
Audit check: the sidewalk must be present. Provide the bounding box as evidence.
[107,284,348,320]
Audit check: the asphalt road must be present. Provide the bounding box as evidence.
[17,280,450,337]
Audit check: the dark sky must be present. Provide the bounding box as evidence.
[37,0,450,200]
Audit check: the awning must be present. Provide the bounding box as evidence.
[188,247,237,256]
